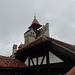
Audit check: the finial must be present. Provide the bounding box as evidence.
[34,13,36,19]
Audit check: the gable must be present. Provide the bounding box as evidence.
[25,52,63,66]
[15,36,75,64]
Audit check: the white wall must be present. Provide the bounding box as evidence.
[24,30,36,45]
[49,52,63,63]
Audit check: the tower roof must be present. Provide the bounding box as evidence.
[31,18,40,25]
[29,18,42,29]
[31,15,40,25]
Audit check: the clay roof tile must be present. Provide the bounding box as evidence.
[66,66,75,75]
[17,35,75,53]
[31,19,40,25]
[0,56,27,68]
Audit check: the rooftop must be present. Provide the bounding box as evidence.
[31,18,40,25]
[15,35,75,62]
[17,35,75,52]
[66,66,75,75]
[0,56,27,68]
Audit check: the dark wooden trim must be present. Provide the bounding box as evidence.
[46,51,49,64]
[36,57,38,66]
[40,56,45,65]
[31,58,35,66]
[50,42,75,63]
[28,57,30,67]
[28,62,74,75]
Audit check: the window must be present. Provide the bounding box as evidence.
[31,32,32,34]
[33,32,34,35]
[31,32,34,35]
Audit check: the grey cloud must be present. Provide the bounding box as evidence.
[0,0,75,56]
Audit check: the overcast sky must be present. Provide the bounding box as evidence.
[0,0,75,56]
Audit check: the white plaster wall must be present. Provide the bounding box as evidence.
[13,49,17,53]
[24,30,36,45]
[38,23,49,38]
[25,52,63,66]
[24,30,36,37]
[25,35,35,45]
[49,52,63,63]
[28,36,35,43]
[44,23,49,37]
[12,46,17,57]
[43,23,49,37]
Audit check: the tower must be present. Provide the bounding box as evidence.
[24,29,36,45]
[24,16,41,45]
[28,16,42,37]
[12,44,17,57]
[24,16,49,45]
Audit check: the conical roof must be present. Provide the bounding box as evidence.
[31,18,40,25]
[29,18,42,29]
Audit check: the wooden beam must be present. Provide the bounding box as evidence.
[40,56,45,65]
[36,57,38,66]
[31,58,35,66]
[50,42,75,63]
[28,62,74,74]
[46,52,49,64]
[28,57,30,67]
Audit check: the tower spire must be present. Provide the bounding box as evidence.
[34,13,36,19]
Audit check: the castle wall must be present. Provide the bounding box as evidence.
[37,23,49,38]
[24,30,36,45]
[12,44,17,58]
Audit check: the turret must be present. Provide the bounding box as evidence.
[28,17,42,36]
[24,17,49,45]
[43,23,49,37]
[24,16,41,45]
[37,23,49,38]
[12,44,17,57]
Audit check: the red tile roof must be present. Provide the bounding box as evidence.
[0,56,27,68]
[17,37,43,52]
[19,44,24,48]
[31,19,40,25]
[25,19,40,34]
[15,35,75,62]
[66,66,75,75]
[47,37,75,52]
[17,35,75,52]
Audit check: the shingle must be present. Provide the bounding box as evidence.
[66,66,75,75]
[17,35,75,53]
[31,19,40,25]
[0,56,27,68]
